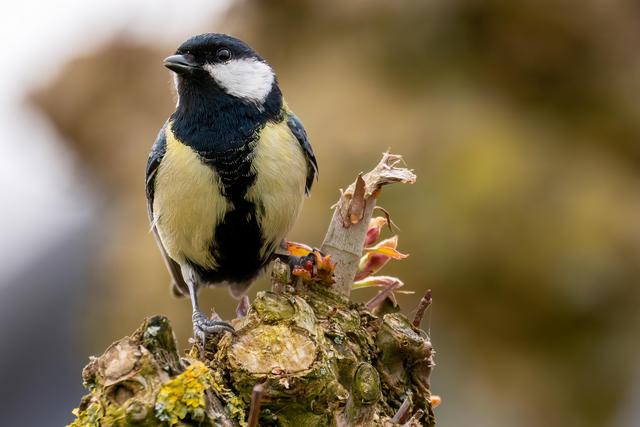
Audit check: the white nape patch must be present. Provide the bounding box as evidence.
[204,58,275,104]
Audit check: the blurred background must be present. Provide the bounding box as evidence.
[1,0,640,425]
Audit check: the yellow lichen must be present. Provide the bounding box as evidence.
[67,402,102,427]
[154,361,211,426]
[210,370,247,427]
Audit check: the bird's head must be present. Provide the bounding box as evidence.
[164,33,278,108]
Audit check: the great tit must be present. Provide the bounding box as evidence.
[145,33,317,340]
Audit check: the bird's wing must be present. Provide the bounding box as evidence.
[287,114,318,194]
[146,123,189,297]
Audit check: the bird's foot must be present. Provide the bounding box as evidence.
[288,247,335,284]
[281,241,323,268]
[192,310,235,345]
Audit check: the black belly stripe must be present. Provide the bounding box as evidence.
[201,139,257,199]
[192,198,265,284]
[191,143,267,284]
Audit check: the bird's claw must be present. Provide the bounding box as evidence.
[192,311,235,344]
[287,248,324,270]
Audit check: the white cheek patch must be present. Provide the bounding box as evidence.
[204,58,275,104]
[173,74,180,107]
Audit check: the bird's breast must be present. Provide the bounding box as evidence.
[153,118,308,280]
[247,119,308,258]
[152,125,230,268]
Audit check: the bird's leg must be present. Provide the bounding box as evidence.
[184,269,234,344]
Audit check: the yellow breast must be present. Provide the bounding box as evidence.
[152,124,230,268]
[247,120,308,258]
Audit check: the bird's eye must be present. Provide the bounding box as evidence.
[216,48,231,62]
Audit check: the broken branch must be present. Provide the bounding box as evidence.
[321,152,416,297]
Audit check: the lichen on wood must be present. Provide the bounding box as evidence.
[68,152,436,426]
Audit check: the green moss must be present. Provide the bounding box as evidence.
[68,402,102,427]
[252,292,296,323]
[210,369,247,426]
[154,362,211,426]
[270,403,330,427]
[352,363,381,405]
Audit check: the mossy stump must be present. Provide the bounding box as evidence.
[70,277,435,426]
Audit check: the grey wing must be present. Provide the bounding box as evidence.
[146,123,189,297]
[287,114,318,194]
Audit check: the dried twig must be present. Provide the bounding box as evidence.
[412,289,432,328]
[373,206,400,233]
[402,409,425,426]
[391,394,412,424]
[247,383,264,427]
[365,279,403,311]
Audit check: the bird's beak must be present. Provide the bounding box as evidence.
[163,54,200,74]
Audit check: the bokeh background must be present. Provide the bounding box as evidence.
[1,0,640,426]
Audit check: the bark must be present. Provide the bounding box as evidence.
[68,152,435,427]
[321,153,417,297]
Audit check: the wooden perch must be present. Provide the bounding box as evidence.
[68,152,434,427]
[321,152,416,297]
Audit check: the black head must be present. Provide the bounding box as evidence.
[164,33,278,107]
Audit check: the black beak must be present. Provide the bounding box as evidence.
[163,54,200,74]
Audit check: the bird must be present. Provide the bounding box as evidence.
[145,33,317,341]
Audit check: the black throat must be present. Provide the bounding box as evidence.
[171,79,282,155]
